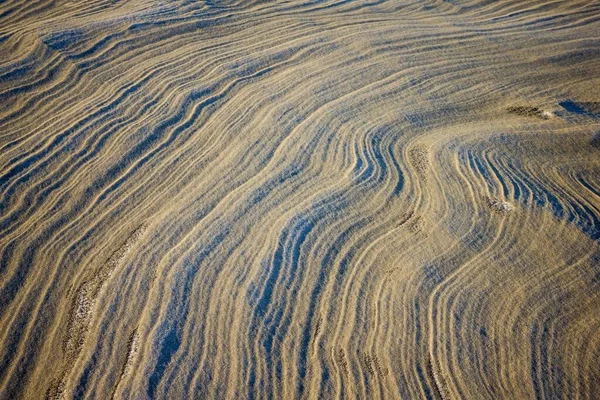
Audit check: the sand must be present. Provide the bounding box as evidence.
[1,0,599,399]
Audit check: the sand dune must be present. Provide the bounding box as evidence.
[1,0,599,399]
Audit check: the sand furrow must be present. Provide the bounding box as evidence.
[1,1,600,399]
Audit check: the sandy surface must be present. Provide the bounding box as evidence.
[1,1,599,399]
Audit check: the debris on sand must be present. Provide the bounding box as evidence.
[429,358,451,400]
[507,106,553,120]
[45,378,66,400]
[65,223,147,356]
[410,144,430,175]
[409,215,424,234]
[65,283,94,356]
[488,197,514,214]
[57,224,147,397]
[372,354,389,377]
[363,352,376,377]
[123,330,140,375]
[336,348,349,375]
[111,329,140,400]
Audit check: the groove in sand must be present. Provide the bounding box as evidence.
[1,0,600,399]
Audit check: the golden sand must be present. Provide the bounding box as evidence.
[0,1,599,398]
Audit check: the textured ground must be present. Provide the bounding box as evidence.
[1,0,600,399]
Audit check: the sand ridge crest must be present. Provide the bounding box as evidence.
[0,0,599,398]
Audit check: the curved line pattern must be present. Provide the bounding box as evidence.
[1,1,600,399]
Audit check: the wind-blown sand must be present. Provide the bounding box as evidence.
[1,1,599,399]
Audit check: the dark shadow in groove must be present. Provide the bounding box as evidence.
[147,326,181,398]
